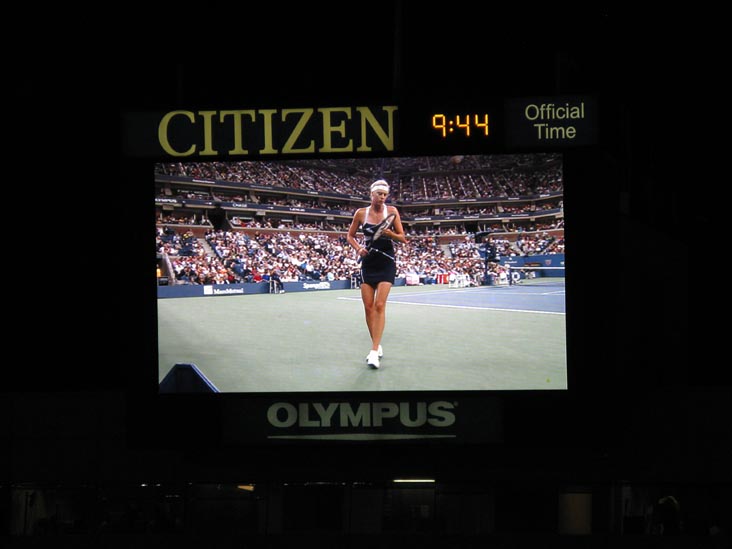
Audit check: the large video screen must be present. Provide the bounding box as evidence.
[155,153,567,394]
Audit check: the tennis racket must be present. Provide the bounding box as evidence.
[358,212,396,263]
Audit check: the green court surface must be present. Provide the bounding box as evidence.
[157,283,567,392]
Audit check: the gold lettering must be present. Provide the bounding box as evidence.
[156,105,398,158]
[198,111,218,156]
[257,109,278,154]
[158,111,196,157]
[318,107,353,152]
[281,109,315,154]
[319,107,353,152]
[219,110,256,155]
[356,106,397,152]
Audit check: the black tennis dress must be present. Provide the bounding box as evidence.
[360,206,397,288]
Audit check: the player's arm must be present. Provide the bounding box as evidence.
[383,206,407,244]
[347,208,367,256]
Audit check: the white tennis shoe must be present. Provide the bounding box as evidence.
[365,345,384,360]
[366,350,380,369]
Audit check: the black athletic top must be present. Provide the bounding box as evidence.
[360,207,396,287]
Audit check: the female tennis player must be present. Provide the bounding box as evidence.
[347,180,407,369]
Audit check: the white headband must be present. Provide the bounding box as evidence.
[370,180,389,193]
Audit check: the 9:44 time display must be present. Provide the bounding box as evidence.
[431,114,489,138]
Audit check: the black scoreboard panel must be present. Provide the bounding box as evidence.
[123,95,597,160]
[118,86,612,451]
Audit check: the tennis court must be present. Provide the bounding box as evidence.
[157,273,567,392]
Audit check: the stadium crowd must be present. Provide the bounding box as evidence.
[157,225,563,288]
[156,154,562,202]
[155,154,564,286]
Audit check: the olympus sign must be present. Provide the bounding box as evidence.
[267,401,456,428]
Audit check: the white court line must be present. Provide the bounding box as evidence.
[390,286,564,297]
[388,286,487,298]
[337,296,565,315]
[494,288,566,296]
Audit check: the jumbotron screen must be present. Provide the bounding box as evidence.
[155,153,567,394]
[121,95,596,444]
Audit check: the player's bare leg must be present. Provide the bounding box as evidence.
[361,283,377,342]
[369,281,392,352]
[361,282,391,367]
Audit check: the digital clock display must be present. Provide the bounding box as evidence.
[432,113,489,138]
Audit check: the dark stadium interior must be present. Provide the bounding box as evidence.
[3,6,714,548]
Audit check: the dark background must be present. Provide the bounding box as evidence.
[4,4,716,545]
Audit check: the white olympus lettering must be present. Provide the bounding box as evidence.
[267,401,456,428]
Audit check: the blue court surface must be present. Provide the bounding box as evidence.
[355,284,566,315]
